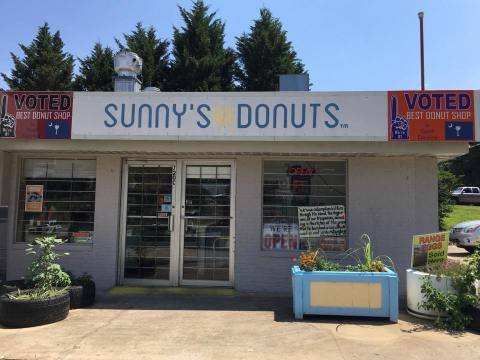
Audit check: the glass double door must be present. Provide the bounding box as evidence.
[121,160,234,286]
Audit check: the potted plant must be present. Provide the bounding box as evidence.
[407,245,480,331]
[0,235,71,328]
[292,234,398,322]
[66,272,95,308]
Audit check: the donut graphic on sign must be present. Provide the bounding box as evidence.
[0,94,16,138]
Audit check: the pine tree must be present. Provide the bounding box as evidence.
[169,0,236,91]
[236,8,305,91]
[1,23,74,90]
[116,23,169,89]
[74,43,115,91]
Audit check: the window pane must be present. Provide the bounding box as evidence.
[262,161,347,252]
[17,159,96,244]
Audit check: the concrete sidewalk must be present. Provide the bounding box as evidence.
[0,292,478,360]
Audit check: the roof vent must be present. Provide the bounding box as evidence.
[113,50,143,92]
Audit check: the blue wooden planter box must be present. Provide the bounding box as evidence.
[292,266,398,322]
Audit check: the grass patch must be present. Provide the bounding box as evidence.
[444,205,480,230]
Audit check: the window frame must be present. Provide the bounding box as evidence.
[260,158,348,254]
[14,155,97,246]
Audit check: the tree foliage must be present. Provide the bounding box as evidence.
[1,23,74,91]
[438,170,461,230]
[236,8,305,91]
[116,22,169,89]
[442,143,480,186]
[169,0,236,91]
[74,43,115,91]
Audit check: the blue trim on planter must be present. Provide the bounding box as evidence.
[291,266,398,322]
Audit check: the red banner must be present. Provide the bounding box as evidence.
[0,91,73,139]
[388,90,475,141]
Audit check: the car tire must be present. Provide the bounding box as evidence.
[0,291,70,328]
[68,286,83,309]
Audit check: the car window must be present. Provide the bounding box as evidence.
[463,188,472,193]
[473,188,480,194]
[453,187,464,192]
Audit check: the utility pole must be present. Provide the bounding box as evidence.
[418,11,425,90]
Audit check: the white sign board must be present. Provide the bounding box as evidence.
[298,205,346,237]
[71,92,387,141]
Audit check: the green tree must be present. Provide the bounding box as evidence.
[169,0,236,91]
[1,23,74,90]
[442,143,480,186]
[116,23,169,89]
[236,8,305,91]
[74,43,115,91]
[438,170,461,230]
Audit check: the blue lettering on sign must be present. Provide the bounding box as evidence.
[404,92,471,111]
[196,104,211,128]
[103,102,344,131]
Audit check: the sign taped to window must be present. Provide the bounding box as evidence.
[25,185,44,212]
[298,205,346,237]
[263,223,299,250]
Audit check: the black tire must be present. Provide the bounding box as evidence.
[0,291,70,328]
[68,286,83,309]
[468,304,480,331]
[81,281,95,307]
[0,285,17,296]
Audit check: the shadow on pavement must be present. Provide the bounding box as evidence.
[86,292,431,328]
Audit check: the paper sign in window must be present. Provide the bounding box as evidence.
[25,185,44,212]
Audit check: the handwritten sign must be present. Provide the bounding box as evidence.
[411,231,449,267]
[297,205,346,237]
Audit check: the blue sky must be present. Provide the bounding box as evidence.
[0,0,479,91]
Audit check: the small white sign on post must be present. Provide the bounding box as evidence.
[297,205,346,237]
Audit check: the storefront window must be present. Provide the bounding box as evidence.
[262,160,347,252]
[16,159,96,243]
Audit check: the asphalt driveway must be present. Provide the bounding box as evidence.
[0,292,479,360]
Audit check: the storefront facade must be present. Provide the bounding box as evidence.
[0,90,478,295]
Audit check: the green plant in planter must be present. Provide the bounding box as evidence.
[8,235,71,300]
[419,260,479,331]
[295,234,396,273]
[345,234,396,272]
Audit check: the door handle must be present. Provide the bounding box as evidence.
[169,214,174,232]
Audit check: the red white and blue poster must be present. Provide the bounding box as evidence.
[0,91,73,139]
[388,90,475,141]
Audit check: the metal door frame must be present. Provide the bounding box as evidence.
[179,160,235,287]
[118,159,235,287]
[118,159,180,286]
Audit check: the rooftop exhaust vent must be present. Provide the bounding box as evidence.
[113,50,143,92]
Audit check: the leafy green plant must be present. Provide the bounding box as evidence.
[418,255,480,332]
[295,234,395,273]
[437,170,460,230]
[73,272,94,286]
[344,234,396,272]
[7,235,70,300]
[419,262,477,331]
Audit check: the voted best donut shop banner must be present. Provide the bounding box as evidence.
[0,90,479,141]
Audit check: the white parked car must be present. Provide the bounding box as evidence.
[451,186,480,205]
[449,220,480,253]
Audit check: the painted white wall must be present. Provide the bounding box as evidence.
[5,155,122,289]
[234,156,438,296]
[4,152,439,295]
